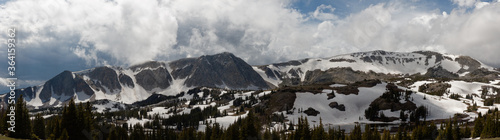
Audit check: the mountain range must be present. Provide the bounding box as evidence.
[2,50,499,109]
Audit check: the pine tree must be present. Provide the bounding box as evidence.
[85,101,93,133]
[211,123,222,140]
[271,130,280,140]
[472,117,483,138]
[412,125,422,140]
[52,116,63,139]
[362,124,372,140]
[395,126,402,140]
[240,111,259,140]
[62,98,81,139]
[373,126,381,140]
[228,124,243,140]
[205,124,213,140]
[400,110,406,122]
[130,123,146,140]
[402,127,408,140]
[328,127,336,140]
[288,121,294,130]
[59,129,69,140]
[0,108,5,134]
[427,122,438,140]
[10,95,32,139]
[382,129,391,140]
[107,126,119,140]
[302,117,311,139]
[312,118,327,140]
[452,119,460,140]
[350,124,362,140]
[445,119,452,140]
[33,113,46,139]
[77,102,89,137]
[481,115,495,138]
[463,125,471,139]
[263,128,271,140]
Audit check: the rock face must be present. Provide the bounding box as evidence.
[418,83,451,96]
[424,66,459,79]
[87,67,122,93]
[130,61,172,91]
[135,67,172,91]
[170,52,269,89]
[329,102,345,111]
[303,68,391,85]
[119,74,134,88]
[304,107,320,116]
[39,71,94,103]
[257,66,282,80]
[456,56,481,73]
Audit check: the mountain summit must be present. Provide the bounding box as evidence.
[2,50,499,109]
[255,50,497,86]
[169,52,270,89]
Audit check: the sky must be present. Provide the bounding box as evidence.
[0,0,499,92]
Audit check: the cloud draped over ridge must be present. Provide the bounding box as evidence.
[0,0,500,69]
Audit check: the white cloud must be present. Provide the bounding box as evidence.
[475,1,490,9]
[1,0,500,71]
[1,0,178,65]
[452,0,478,7]
[311,4,338,21]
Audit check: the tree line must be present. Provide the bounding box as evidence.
[3,94,500,140]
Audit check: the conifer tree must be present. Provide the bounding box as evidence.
[327,127,335,140]
[52,116,63,139]
[107,126,119,140]
[472,117,483,138]
[412,125,423,140]
[240,111,259,140]
[350,124,362,140]
[362,124,372,140]
[271,130,280,140]
[130,123,146,140]
[400,110,406,122]
[373,126,381,140]
[452,119,460,140]
[10,95,31,139]
[395,126,402,140]
[85,101,93,132]
[59,129,69,140]
[382,129,391,140]
[33,113,46,139]
[211,123,222,140]
[481,115,495,138]
[312,118,327,140]
[62,98,82,139]
[0,108,5,134]
[445,119,452,140]
[463,125,471,139]
[263,128,271,140]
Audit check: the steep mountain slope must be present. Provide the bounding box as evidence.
[1,52,270,108]
[255,50,497,87]
[2,50,498,110]
[169,52,270,89]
